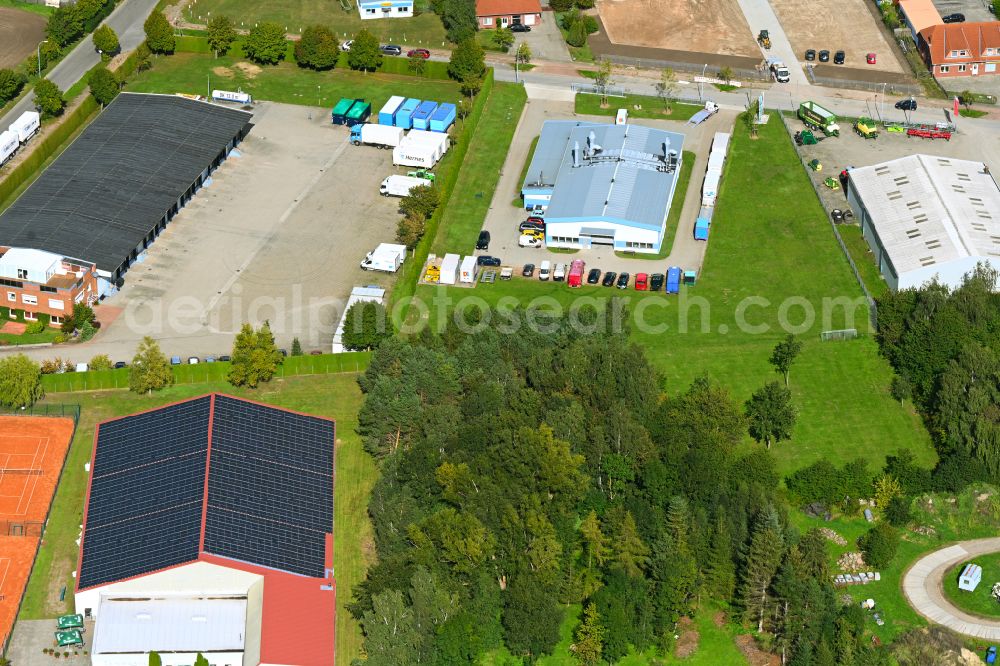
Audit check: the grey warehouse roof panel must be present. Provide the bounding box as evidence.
[0,93,252,274]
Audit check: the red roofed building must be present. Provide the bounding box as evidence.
[476,0,542,29]
[918,22,1000,78]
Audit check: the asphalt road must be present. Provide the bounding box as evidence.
[0,0,160,131]
[902,537,1000,640]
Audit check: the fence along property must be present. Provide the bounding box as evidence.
[40,352,372,392]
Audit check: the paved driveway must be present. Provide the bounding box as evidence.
[731,0,810,87]
[518,12,574,64]
[6,618,93,664]
[902,537,1000,639]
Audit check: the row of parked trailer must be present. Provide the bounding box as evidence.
[351,123,450,168]
[695,131,731,241]
[0,111,41,167]
[377,95,456,133]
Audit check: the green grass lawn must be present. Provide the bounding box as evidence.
[409,116,935,475]
[184,0,448,46]
[512,135,539,207]
[958,108,987,118]
[19,373,376,666]
[943,553,1000,619]
[126,51,462,111]
[432,82,528,255]
[0,0,53,16]
[0,326,62,346]
[615,149,695,261]
[575,93,702,122]
[839,223,887,297]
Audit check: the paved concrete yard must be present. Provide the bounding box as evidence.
[6,618,93,664]
[99,101,406,356]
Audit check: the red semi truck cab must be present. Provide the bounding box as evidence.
[568,259,586,287]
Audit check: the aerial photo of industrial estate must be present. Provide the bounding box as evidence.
[0,0,998,662]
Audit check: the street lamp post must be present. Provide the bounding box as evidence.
[37,39,49,79]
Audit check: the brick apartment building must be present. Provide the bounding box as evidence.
[0,247,97,327]
[918,22,1000,78]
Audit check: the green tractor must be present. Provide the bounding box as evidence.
[407,169,436,182]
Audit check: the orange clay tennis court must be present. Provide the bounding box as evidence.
[0,416,75,649]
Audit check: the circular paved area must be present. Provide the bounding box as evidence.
[902,537,1000,640]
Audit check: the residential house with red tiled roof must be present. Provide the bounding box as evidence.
[476,0,543,29]
[918,21,1000,78]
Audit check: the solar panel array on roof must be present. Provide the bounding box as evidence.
[0,94,252,275]
[78,394,335,590]
[79,397,211,589]
[204,396,334,578]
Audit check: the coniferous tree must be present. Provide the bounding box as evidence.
[740,508,784,632]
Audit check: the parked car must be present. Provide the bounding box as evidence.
[219,354,231,362]
[804,49,816,61]
[278,348,288,357]
[526,216,545,227]
[340,40,354,51]
[114,361,127,369]
[380,44,403,56]
[522,263,535,277]
[477,230,490,250]
[518,234,543,248]
[635,273,648,290]
[866,52,877,65]
[602,271,617,287]
[205,356,216,363]
[616,272,630,289]
[520,220,545,233]
[650,273,665,291]
[539,260,552,281]
[188,356,200,364]
[511,23,531,32]
[477,256,501,266]
[310,350,323,355]
[587,268,602,284]
[553,263,567,282]
[818,50,830,62]
[407,48,431,59]
[170,356,181,365]
[942,12,965,22]
[834,50,846,65]
[895,98,917,111]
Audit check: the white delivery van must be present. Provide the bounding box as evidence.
[538,260,551,281]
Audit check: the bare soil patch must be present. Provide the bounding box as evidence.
[234,61,262,78]
[736,634,781,666]
[213,66,235,78]
[713,610,726,627]
[768,0,904,74]
[675,616,700,659]
[0,7,46,70]
[596,0,758,57]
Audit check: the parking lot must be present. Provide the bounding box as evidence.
[931,0,995,23]
[98,101,406,356]
[475,96,736,280]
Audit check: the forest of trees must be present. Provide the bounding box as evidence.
[350,306,893,664]
[876,264,1000,490]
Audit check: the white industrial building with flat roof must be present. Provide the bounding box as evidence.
[846,154,1000,291]
[521,121,685,254]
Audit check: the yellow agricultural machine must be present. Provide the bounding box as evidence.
[758,30,771,49]
[855,117,879,140]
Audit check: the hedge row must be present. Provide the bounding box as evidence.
[174,36,451,80]
[41,351,372,392]
[390,69,495,310]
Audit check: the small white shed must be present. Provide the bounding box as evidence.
[439,253,460,285]
[459,256,477,284]
[959,563,982,592]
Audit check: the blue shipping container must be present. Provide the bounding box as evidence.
[411,101,439,131]
[379,95,405,125]
[666,267,681,293]
[394,98,421,129]
[429,103,456,133]
[694,218,710,241]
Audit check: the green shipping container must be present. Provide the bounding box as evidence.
[331,98,358,125]
[345,101,372,127]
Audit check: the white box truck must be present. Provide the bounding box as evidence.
[213,89,252,104]
[0,130,17,166]
[8,111,40,144]
[393,130,449,168]
[439,253,460,285]
[360,243,407,272]
[459,256,477,283]
[350,123,405,148]
[380,175,428,197]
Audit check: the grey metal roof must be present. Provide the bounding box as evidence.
[524,121,684,228]
[0,93,252,274]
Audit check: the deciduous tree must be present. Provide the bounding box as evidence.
[348,29,382,72]
[407,53,427,76]
[574,602,605,665]
[0,69,27,105]
[745,381,796,449]
[654,67,677,112]
[594,58,613,105]
[295,24,338,69]
[858,522,899,568]
[0,355,43,408]
[34,78,66,118]
[92,24,120,59]
[206,15,237,56]
[89,354,113,371]
[502,572,562,659]
[47,6,83,47]
[88,66,120,105]
[129,337,173,394]
[439,0,477,42]
[148,653,162,666]
[515,42,532,65]
[769,334,803,386]
[493,27,514,51]
[448,38,485,87]
[890,374,912,406]
[244,22,287,65]
[227,322,283,387]
[143,11,175,54]
[362,590,421,665]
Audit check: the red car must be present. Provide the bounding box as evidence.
[635,273,648,291]
[407,49,431,59]
[866,52,877,65]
